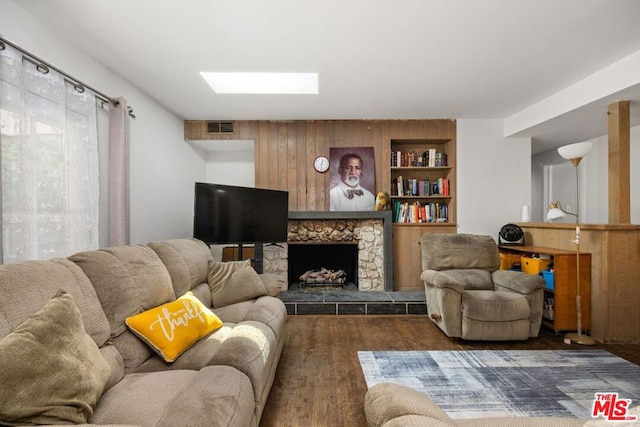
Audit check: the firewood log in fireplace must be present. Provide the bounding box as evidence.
[299,268,346,284]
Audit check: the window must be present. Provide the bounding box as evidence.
[0,45,99,263]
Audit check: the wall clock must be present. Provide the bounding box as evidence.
[313,156,329,173]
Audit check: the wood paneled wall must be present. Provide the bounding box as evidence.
[519,223,640,344]
[185,119,456,211]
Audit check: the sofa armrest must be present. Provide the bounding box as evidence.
[492,269,545,295]
[364,383,456,427]
[420,270,464,294]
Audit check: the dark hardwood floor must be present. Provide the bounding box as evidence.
[260,315,640,427]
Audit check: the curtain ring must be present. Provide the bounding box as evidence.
[74,84,85,94]
[36,63,50,74]
[0,41,5,51]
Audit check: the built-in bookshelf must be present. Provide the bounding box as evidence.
[390,139,455,225]
[389,136,457,290]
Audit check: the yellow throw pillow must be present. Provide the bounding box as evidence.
[125,292,223,362]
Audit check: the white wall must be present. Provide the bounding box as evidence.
[532,124,639,225]
[457,119,532,238]
[530,150,579,223]
[200,144,255,261]
[204,150,255,187]
[205,151,254,186]
[580,135,609,224]
[1,0,206,245]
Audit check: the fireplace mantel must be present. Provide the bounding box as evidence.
[288,211,392,221]
[287,211,393,291]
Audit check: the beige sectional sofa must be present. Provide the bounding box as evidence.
[0,238,287,427]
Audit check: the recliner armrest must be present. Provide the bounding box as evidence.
[492,269,545,294]
[420,270,464,293]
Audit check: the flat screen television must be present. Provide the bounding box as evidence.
[193,182,289,245]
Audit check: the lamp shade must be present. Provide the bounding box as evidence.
[557,141,593,160]
[546,207,566,221]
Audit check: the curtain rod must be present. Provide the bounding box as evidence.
[0,35,135,117]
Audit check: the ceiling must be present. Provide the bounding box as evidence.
[14,0,640,154]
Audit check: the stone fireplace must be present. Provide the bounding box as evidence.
[263,211,393,291]
[288,242,359,289]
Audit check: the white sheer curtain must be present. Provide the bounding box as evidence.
[0,44,99,263]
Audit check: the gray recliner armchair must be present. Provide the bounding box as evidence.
[420,233,545,341]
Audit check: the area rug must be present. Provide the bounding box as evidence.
[358,349,640,419]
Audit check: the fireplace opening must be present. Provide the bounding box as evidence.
[288,242,358,291]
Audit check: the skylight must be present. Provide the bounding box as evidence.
[200,72,318,94]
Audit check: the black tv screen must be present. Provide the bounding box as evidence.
[193,182,289,244]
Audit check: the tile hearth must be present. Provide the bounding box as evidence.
[278,290,426,315]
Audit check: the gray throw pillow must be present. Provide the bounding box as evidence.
[0,290,111,425]
[207,259,267,308]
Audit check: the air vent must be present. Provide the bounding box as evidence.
[207,121,234,134]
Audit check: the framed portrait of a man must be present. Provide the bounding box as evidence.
[329,147,376,211]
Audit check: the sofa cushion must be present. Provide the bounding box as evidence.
[0,291,111,425]
[0,259,110,347]
[207,320,278,408]
[214,296,288,340]
[70,245,176,372]
[208,259,267,308]
[91,366,254,427]
[125,292,223,362]
[420,233,500,272]
[70,246,175,337]
[134,323,236,373]
[148,238,213,298]
[190,282,213,308]
[462,290,530,322]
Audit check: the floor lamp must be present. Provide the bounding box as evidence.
[546,141,596,346]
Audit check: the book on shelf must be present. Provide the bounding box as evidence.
[418,179,429,196]
[390,177,449,197]
[428,178,449,196]
[435,177,450,196]
[391,150,446,167]
[392,200,448,223]
[428,148,436,167]
[409,178,418,196]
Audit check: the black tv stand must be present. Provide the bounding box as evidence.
[231,243,263,273]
